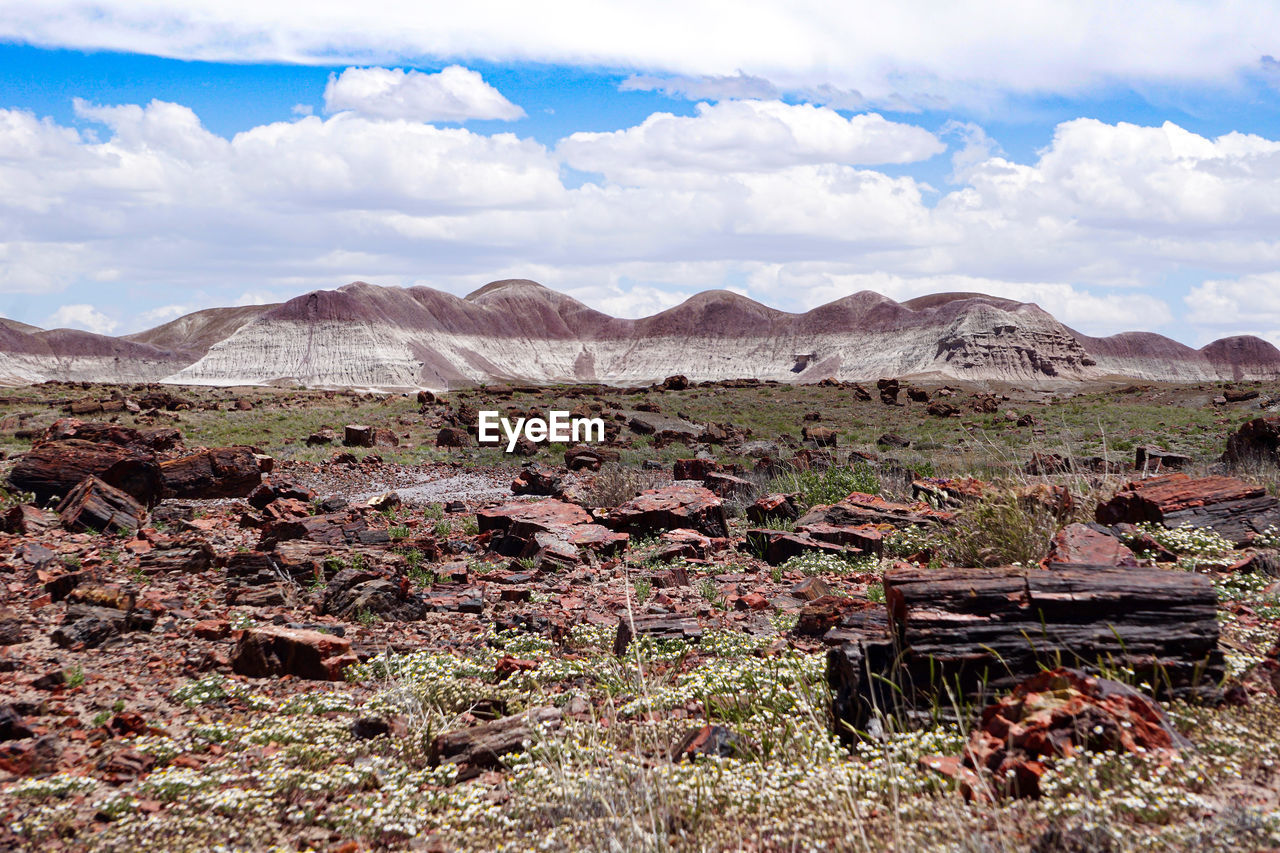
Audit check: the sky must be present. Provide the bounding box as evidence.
[3,2,1280,347]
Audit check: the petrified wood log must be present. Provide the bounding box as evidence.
[883,566,1222,703]
[57,476,148,534]
[9,439,163,506]
[160,446,262,499]
[614,613,703,655]
[1095,473,1280,547]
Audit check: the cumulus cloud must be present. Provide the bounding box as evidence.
[558,101,945,182]
[5,86,1280,345]
[1184,275,1280,344]
[745,269,1175,337]
[45,304,118,334]
[323,66,525,122]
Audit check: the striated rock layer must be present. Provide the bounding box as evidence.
[4,280,1279,389]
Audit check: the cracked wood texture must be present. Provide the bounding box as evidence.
[883,566,1223,703]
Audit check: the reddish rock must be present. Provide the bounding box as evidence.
[9,439,163,506]
[478,499,592,539]
[745,528,854,565]
[160,447,263,499]
[564,445,605,471]
[477,499,610,557]
[794,595,858,636]
[876,432,910,448]
[789,577,832,602]
[673,458,721,481]
[231,626,355,681]
[344,424,374,447]
[797,492,953,530]
[511,463,563,496]
[436,427,471,448]
[563,524,630,556]
[1045,524,1138,567]
[1223,416,1280,467]
[795,522,884,555]
[494,656,540,680]
[876,378,900,405]
[671,724,752,761]
[1096,472,1280,546]
[343,424,398,448]
[746,493,801,524]
[57,476,148,534]
[3,504,59,534]
[957,668,1188,798]
[653,527,726,561]
[306,428,338,446]
[192,619,230,640]
[259,511,371,548]
[911,477,987,508]
[248,478,316,509]
[605,484,730,538]
[703,471,753,499]
[802,425,838,447]
[971,394,1001,414]
[1025,452,1071,475]
[1134,446,1191,472]
[925,401,958,418]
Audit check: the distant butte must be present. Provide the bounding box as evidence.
[2,280,1277,389]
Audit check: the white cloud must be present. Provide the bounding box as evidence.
[620,72,781,101]
[3,2,1280,109]
[5,87,1280,345]
[741,268,1174,336]
[323,66,525,122]
[137,304,193,325]
[233,291,279,306]
[1184,274,1280,345]
[45,304,119,335]
[558,101,945,183]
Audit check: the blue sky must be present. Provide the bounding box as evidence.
[3,1,1280,346]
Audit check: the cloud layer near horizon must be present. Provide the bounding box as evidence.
[4,1,1280,110]
[0,67,1278,346]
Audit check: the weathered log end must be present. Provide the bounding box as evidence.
[883,565,1224,705]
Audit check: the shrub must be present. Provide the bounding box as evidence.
[770,463,880,509]
[943,488,1059,567]
[583,463,663,508]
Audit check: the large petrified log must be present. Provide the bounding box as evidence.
[231,626,355,681]
[56,476,148,534]
[1095,472,1280,546]
[605,484,730,538]
[9,439,163,506]
[883,566,1222,704]
[614,613,703,655]
[37,418,181,452]
[160,446,263,499]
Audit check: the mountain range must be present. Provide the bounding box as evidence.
[3,280,1278,389]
